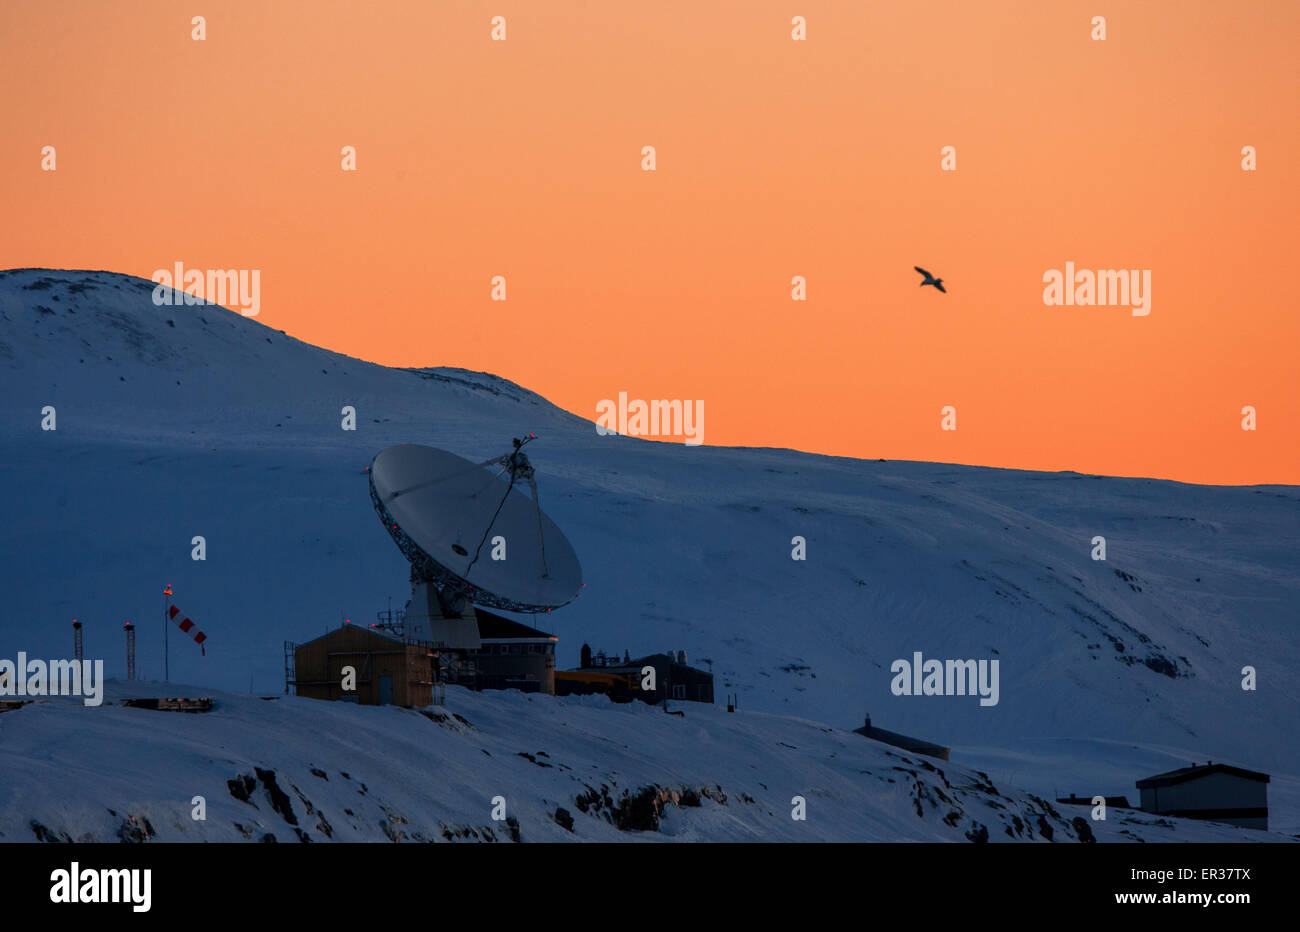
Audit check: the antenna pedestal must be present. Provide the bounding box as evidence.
[404,578,481,650]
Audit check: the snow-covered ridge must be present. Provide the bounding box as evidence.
[1,268,1297,837]
[0,683,1284,843]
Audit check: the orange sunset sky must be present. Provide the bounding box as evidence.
[2,1,1296,485]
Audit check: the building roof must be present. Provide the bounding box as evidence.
[629,652,706,670]
[1136,762,1270,789]
[852,723,949,756]
[294,622,408,651]
[1057,795,1132,809]
[473,608,555,641]
[573,652,711,676]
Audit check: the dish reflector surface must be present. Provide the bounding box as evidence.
[369,444,582,612]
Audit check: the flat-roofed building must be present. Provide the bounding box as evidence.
[1136,762,1269,830]
[852,714,949,761]
[559,646,713,705]
[467,609,557,695]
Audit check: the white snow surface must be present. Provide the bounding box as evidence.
[0,681,1286,843]
[1,268,1297,841]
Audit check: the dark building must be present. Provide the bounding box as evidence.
[631,652,714,704]
[557,647,713,705]
[852,714,950,761]
[1136,762,1269,831]
[466,608,557,695]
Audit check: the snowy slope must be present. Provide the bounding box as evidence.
[0,682,1285,843]
[1,268,1297,837]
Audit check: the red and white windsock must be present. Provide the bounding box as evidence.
[167,605,208,656]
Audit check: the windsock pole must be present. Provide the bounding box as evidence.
[163,584,173,682]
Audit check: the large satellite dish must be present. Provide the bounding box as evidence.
[369,437,583,618]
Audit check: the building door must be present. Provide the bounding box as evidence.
[378,675,394,706]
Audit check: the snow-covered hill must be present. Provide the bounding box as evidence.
[1,268,1297,839]
[0,681,1284,843]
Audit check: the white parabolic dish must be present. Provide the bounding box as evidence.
[369,443,583,612]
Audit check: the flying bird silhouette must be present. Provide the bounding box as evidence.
[915,266,946,293]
